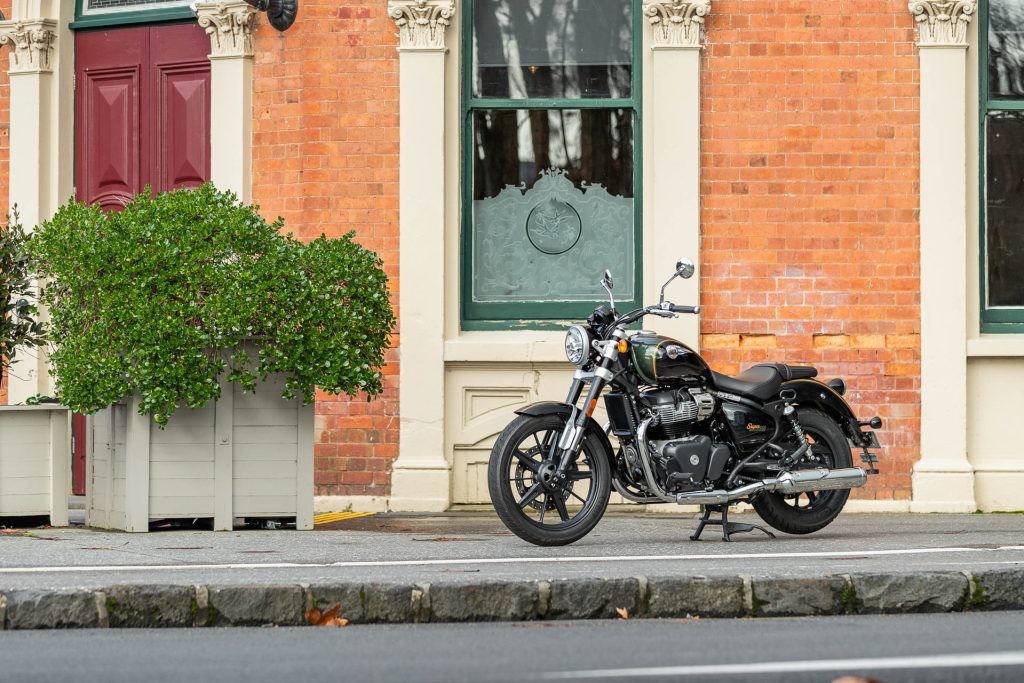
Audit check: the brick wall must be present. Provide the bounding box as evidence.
[699,0,920,501]
[251,2,399,497]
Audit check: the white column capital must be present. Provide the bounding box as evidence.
[643,0,711,49]
[193,1,259,59]
[387,0,456,51]
[908,0,976,47]
[0,18,56,74]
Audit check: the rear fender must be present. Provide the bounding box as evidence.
[514,401,616,467]
[781,379,877,448]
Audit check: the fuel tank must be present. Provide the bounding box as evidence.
[629,333,713,386]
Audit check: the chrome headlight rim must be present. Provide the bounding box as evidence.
[564,325,590,366]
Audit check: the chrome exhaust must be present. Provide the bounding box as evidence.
[633,418,868,506]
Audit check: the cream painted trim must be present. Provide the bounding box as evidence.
[1,1,74,403]
[193,1,257,202]
[911,4,977,511]
[445,332,567,363]
[389,0,455,512]
[966,336,1024,356]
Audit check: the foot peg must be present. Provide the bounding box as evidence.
[690,504,776,542]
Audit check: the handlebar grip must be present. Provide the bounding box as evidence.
[669,305,701,314]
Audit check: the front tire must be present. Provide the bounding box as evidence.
[751,409,853,535]
[487,414,611,546]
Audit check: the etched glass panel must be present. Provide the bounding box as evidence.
[989,0,1024,98]
[473,0,632,99]
[986,112,1024,306]
[472,108,634,304]
[84,0,190,13]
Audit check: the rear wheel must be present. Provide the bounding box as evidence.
[487,414,611,546]
[751,409,853,535]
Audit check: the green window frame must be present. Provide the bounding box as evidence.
[980,0,1024,331]
[72,0,195,30]
[460,0,644,330]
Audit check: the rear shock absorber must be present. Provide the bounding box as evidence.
[782,404,812,465]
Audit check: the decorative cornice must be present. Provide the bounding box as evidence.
[387,0,456,51]
[908,0,976,47]
[643,0,711,49]
[194,1,260,58]
[0,19,57,74]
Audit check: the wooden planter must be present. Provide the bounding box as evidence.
[86,374,313,532]
[0,405,71,525]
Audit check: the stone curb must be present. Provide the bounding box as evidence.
[2,569,1022,629]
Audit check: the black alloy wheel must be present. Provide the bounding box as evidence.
[750,408,853,535]
[487,414,611,546]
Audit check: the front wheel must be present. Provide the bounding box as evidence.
[751,409,853,535]
[487,414,611,546]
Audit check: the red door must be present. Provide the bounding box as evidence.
[72,25,211,494]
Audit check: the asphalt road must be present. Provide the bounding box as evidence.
[1,513,1023,589]
[1,612,1023,683]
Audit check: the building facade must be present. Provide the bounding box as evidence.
[0,0,1018,513]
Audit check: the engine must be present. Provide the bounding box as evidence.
[641,388,726,492]
[641,387,714,439]
[605,387,727,492]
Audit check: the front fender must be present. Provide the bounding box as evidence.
[782,379,876,447]
[515,401,616,466]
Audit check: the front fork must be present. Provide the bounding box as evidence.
[551,329,626,480]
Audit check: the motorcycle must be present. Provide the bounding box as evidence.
[487,258,882,546]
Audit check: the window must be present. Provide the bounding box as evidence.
[73,0,194,29]
[982,0,1024,330]
[462,0,642,329]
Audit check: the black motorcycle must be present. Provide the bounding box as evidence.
[487,258,882,546]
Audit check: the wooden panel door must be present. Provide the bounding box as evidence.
[73,24,211,495]
[76,24,210,204]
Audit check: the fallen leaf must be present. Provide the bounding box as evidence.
[615,607,629,620]
[306,602,349,628]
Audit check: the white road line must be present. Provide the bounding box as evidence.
[0,545,1021,574]
[540,651,1024,679]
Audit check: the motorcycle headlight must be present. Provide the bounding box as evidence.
[564,325,590,366]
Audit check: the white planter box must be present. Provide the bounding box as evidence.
[0,405,70,525]
[86,373,313,532]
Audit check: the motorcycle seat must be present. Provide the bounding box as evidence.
[711,364,818,402]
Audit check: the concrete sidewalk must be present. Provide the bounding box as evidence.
[0,512,1022,628]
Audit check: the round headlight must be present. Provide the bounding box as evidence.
[564,325,589,366]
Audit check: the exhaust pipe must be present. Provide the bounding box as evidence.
[673,467,868,505]
[634,415,868,506]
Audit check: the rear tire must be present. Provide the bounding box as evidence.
[488,414,611,546]
[751,409,853,535]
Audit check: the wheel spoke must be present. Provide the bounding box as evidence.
[538,496,548,524]
[569,471,592,481]
[518,482,543,510]
[512,449,540,472]
[552,495,570,522]
[565,488,587,505]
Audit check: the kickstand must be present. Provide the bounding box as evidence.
[690,504,776,542]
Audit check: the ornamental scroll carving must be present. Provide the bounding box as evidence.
[643,0,711,48]
[908,0,976,46]
[194,1,259,58]
[0,20,57,73]
[388,0,456,50]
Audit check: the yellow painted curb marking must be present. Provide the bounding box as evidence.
[314,511,376,526]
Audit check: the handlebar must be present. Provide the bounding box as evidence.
[613,303,701,329]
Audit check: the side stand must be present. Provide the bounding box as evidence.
[690,504,776,542]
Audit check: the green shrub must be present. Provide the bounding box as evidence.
[0,212,47,390]
[30,184,395,425]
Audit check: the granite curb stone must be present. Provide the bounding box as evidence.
[849,572,970,614]
[1,569,1023,629]
[105,585,196,628]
